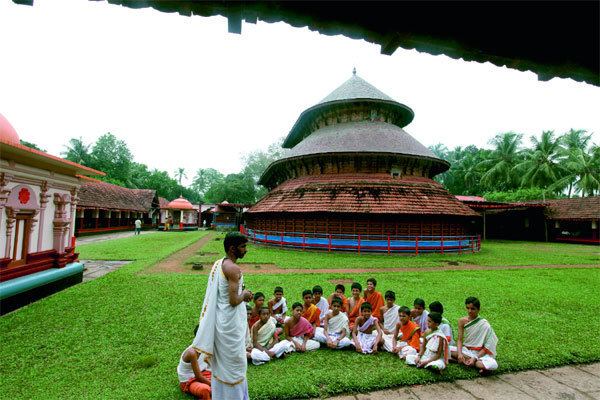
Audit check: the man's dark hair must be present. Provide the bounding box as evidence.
[429,301,444,314]
[312,285,323,295]
[414,298,426,308]
[331,297,343,307]
[398,306,411,316]
[302,289,313,298]
[429,311,442,324]
[366,277,377,286]
[465,296,481,309]
[335,284,345,293]
[292,302,303,310]
[361,302,372,311]
[253,292,265,301]
[223,232,248,253]
[274,286,284,294]
[351,282,362,291]
[385,290,396,300]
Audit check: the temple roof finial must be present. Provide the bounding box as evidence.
[352,67,357,76]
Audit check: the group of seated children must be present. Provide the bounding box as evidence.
[178,279,498,398]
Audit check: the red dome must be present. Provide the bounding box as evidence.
[166,196,195,210]
[0,113,20,144]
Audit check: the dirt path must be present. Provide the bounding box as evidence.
[144,232,216,274]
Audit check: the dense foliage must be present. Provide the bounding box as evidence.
[430,129,600,201]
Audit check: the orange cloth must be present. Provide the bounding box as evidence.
[302,304,321,326]
[248,314,260,329]
[329,294,349,313]
[348,297,365,329]
[180,371,211,400]
[364,290,384,319]
[400,320,421,350]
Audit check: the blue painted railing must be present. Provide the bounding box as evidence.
[241,226,480,254]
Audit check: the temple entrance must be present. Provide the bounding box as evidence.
[9,213,32,267]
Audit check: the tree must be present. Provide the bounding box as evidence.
[62,137,91,165]
[174,167,187,186]
[551,146,600,197]
[204,173,256,204]
[20,139,45,152]
[241,138,286,200]
[556,129,593,197]
[515,130,564,191]
[478,132,523,191]
[191,168,225,199]
[90,133,133,185]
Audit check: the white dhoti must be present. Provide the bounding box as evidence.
[405,355,446,370]
[250,340,295,365]
[382,333,398,352]
[449,345,498,370]
[396,341,418,359]
[357,331,378,354]
[315,331,353,348]
[211,376,249,400]
[290,336,320,351]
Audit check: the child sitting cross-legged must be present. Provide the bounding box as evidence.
[284,302,321,352]
[249,307,294,365]
[314,297,353,349]
[406,312,448,372]
[390,306,421,359]
[352,302,383,354]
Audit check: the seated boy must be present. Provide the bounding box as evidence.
[249,307,294,365]
[412,298,429,333]
[347,282,365,331]
[267,286,287,325]
[312,285,330,327]
[284,302,320,352]
[363,278,384,320]
[352,302,383,354]
[314,297,353,349]
[429,301,454,345]
[380,290,400,351]
[390,306,421,359]
[301,289,321,328]
[178,325,211,400]
[249,292,265,329]
[406,312,448,371]
[327,284,348,313]
[450,296,498,373]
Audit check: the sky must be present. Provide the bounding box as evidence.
[1,0,599,186]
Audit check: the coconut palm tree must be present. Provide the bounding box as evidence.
[551,145,600,197]
[478,132,523,191]
[62,137,91,165]
[174,167,187,186]
[515,130,564,191]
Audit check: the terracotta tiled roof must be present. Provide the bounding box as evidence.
[456,195,486,202]
[166,196,195,210]
[544,197,600,220]
[248,173,478,217]
[159,197,170,208]
[78,181,156,212]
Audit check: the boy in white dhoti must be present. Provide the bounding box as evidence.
[391,306,421,359]
[352,302,383,354]
[429,301,454,345]
[285,302,321,352]
[450,296,499,374]
[249,307,294,365]
[314,297,353,349]
[267,286,287,325]
[406,312,448,371]
[412,298,429,334]
[381,290,400,352]
[312,285,330,327]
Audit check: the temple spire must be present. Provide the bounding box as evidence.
[352,67,357,76]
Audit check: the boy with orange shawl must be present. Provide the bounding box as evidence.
[363,278,384,320]
[284,302,321,352]
[348,282,365,331]
[327,284,348,313]
[390,306,421,359]
[406,312,448,371]
[301,289,321,329]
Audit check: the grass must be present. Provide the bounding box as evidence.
[0,233,599,399]
[185,234,600,269]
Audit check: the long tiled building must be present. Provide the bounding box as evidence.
[245,72,479,253]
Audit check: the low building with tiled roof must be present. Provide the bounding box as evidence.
[75,179,159,234]
[158,196,199,231]
[245,72,480,254]
[544,197,599,244]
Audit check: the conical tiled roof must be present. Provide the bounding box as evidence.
[318,73,396,104]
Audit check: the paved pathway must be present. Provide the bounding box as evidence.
[76,230,157,245]
[327,363,600,400]
[81,260,131,282]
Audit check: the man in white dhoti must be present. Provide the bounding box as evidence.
[250,307,294,365]
[406,312,448,371]
[380,291,400,352]
[314,297,353,349]
[192,232,254,400]
[450,296,499,373]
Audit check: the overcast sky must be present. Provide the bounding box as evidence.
[2,0,599,186]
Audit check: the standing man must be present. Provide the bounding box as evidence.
[192,232,253,399]
[134,217,142,235]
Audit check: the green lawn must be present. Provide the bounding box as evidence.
[0,234,599,399]
[186,234,600,269]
